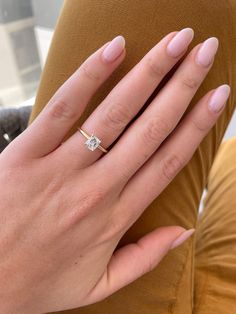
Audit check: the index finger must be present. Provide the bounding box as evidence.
[7,36,126,160]
[56,28,194,168]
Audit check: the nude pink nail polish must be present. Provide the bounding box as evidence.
[208,84,231,112]
[170,229,195,249]
[102,35,126,63]
[195,37,219,67]
[167,27,194,58]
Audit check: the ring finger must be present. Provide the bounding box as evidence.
[57,28,194,167]
[97,36,219,184]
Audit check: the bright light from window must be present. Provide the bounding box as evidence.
[0,0,63,108]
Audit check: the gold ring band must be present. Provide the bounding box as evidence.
[78,128,108,153]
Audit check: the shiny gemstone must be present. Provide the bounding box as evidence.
[85,135,101,151]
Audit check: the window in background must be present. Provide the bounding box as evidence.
[0,0,63,108]
[0,1,235,139]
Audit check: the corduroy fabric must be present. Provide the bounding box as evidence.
[28,1,236,313]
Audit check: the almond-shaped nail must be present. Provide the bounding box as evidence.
[167,27,194,58]
[195,37,219,67]
[102,35,126,63]
[208,84,231,113]
[170,229,195,249]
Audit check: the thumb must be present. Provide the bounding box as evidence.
[85,226,195,304]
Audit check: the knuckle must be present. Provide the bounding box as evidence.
[49,100,75,120]
[79,188,106,212]
[136,242,155,274]
[103,101,131,131]
[146,256,156,273]
[63,188,107,228]
[80,62,101,83]
[191,117,209,132]
[181,76,199,90]
[118,164,133,183]
[146,57,166,78]
[68,188,107,224]
[141,116,173,144]
[161,153,184,181]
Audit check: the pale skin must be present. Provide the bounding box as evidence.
[0,28,230,313]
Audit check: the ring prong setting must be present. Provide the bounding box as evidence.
[78,127,108,153]
[85,135,101,151]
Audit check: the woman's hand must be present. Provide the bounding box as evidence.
[0,28,230,313]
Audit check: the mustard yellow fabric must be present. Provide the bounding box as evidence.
[194,137,236,313]
[28,1,236,313]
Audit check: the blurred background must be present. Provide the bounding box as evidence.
[0,0,64,152]
[0,0,235,143]
[0,0,63,108]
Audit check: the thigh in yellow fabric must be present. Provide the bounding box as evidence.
[195,137,236,314]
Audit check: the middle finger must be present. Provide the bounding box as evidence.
[58,28,194,167]
[99,36,219,183]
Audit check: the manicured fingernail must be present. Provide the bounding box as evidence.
[170,229,195,249]
[102,35,126,63]
[195,37,219,67]
[208,84,231,113]
[167,27,194,58]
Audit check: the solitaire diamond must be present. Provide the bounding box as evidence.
[85,135,101,151]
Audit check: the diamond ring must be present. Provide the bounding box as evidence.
[78,128,108,153]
